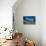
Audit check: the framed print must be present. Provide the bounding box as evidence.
[23,16,36,24]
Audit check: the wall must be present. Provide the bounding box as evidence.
[0,0,16,39]
[41,0,46,46]
[0,0,16,30]
[13,0,41,46]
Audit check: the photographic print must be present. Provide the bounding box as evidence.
[23,16,36,24]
